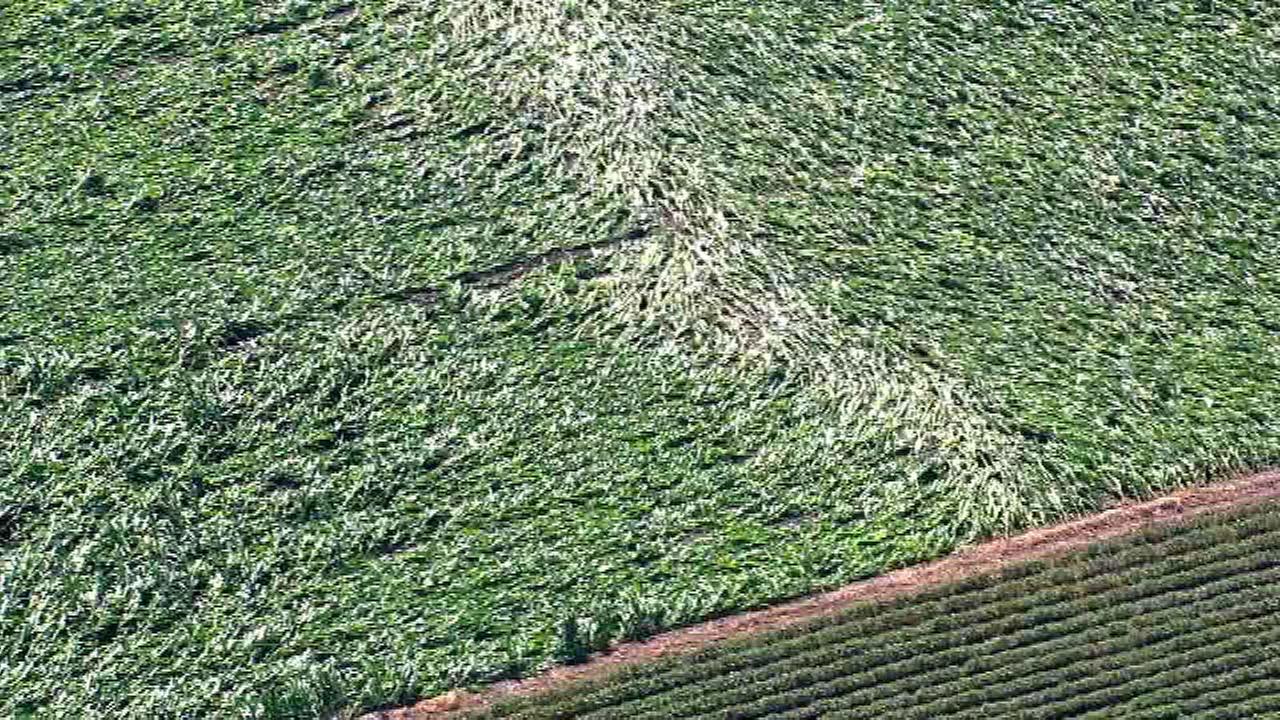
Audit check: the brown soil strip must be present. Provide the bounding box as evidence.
[367,468,1280,719]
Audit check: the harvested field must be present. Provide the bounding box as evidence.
[3,1,1280,718]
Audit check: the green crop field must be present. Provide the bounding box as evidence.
[2,0,1279,717]
[477,502,1280,720]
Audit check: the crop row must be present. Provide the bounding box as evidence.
[769,583,1280,720]
[613,557,1280,720]
[677,578,1280,720]
[810,647,1280,720]
[966,631,1280,720]
[799,633,1280,720]
[1079,670,1280,719]
[486,507,1280,719]
[1176,680,1280,720]
[867,612,1280,720]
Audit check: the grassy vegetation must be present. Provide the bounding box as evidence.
[477,501,1280,719]
[2,0,1279,716]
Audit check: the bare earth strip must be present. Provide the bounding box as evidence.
[370,469,1280,718]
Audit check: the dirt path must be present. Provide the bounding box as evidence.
[367,468,1280,718]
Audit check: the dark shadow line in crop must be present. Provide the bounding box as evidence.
[0,69,72,96]
[0,503,40,547]
[370,117,492,146]
[380,116,414,132]
[385,224,652,306]
[0,233,36,256]
[389,130,426,143]
[216,321,274,352]
[322,4,358,22]
[243,2,357,37]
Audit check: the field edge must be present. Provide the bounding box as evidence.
[368,467,1280,719]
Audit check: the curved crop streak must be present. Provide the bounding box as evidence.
[427,0,1074,535]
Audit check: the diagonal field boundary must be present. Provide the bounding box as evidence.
[368,468,1280,718]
